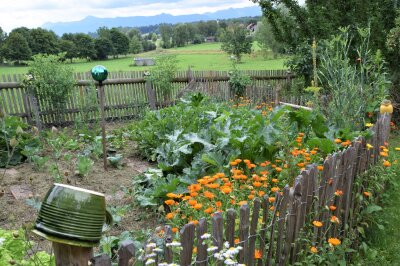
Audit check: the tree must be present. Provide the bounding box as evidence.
[220,24,253,61]
[58,39,77,62]
[173,24,189,47]
[198,21,219,37]
[142,40,156,52]
[73,33,96,60]
[109,28,129,57]
[255,17,288,56]
[94,38,114,60]
[160,24,173,48]
[0,32,31,63]
[129,36,143,54]
[0,27,6,62]
[29,28,60,55]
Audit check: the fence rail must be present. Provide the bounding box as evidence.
[0,70,296,126]
[86,114,391,266]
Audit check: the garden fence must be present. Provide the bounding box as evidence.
[87,114,391,266]
[0,70,299,126]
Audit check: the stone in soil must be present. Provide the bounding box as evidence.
[10,185,33,200]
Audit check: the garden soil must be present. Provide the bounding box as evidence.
[0,153,159,254]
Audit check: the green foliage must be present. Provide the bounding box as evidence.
[0,116,40,168]
[318,27,390,130]
[75,156,94,177]
[228,64,252,98]
[220,23,253,61]
[0,228,54,266]
[149,55,178,102]
[26,54,75,122]
[0,32,32,63]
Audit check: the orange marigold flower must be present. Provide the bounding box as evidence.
[272,178,278,183]
[166,212,175,219]
[260,162,267,167]
[230,161,238,166]
[183,195,191,201]
[383,160,391,167]
[271,187,280,193]
[275,167,282,172]
[204,207,214,214]
[330,216,340,224]
[164,199,175,205]
[190,220,199,226]
[258,191,265,197]
[269,206,275,211]
[297,162,305,167]
[216,201,222,208]
[328,238,341,246]
[190,192,198,197]
[310,246,318,253]
[206,183,220,189]
[312,221,323,228]
[189,184,202,191]
[254,249,262,259]
[203,191,215,199]
[329,205,337,211]
[193,203,203,210]
[188,199,198,206]
[310,150,317,155]
[238,201,248,206]
[248,163,256,169]
[380,152,389,157]
[166,193,177,198]
[317,165,324,171]
[172,227,179,233]
[230,199,236,205]
[253,181,262,187]
[334,190,343,196]
[244,159,251,164]
[363,191,371,197]
[298,132,305,137]
[248,194,254,200]
[334,138,342,144]
[269,197,276,203]
[221,186,232,194]
[234,238,240,244]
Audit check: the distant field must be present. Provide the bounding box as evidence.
[0,42,287,76]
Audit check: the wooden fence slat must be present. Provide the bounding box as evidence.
[266,192,281,266]
[180,223,195,266]
[258,196,269,266]
[196,218,208,266]
[164,225,173,263]
[238,204,250,264]
[90,254,112,266]
[247,198,261,266]
[276,185,290,265]
[118,240,135,266]
[226,209,236,247]
[212,212,224,266]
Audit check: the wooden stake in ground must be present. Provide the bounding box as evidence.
[91,65,109,171]
[98,81,107,171]
[53,242,93,266]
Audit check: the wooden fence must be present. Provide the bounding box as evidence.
[0,70,297,126]
[86,114,391,266]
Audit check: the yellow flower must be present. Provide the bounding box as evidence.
[395,147,400,151]
[366,143,373,150]
[310,246,318,253]
[312,221,323,228]
[365,123,374,127]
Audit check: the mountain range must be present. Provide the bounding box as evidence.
[42,6,262,36]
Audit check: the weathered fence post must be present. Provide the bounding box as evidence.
[118,240,135,266]
[90,254,112,266]
[145,72,156,110]
[274,84,281,106]
[29,96,42,132]
[53,242,93,266]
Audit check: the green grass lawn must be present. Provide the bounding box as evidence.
[0,42,287,76]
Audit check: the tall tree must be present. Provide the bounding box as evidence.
[159,24,173,48]
[220,23,253,61]
[58,39,77,62]
[29,28,59,55]
[94,38,114,60]
[73,33,96,60]
[173,24,189,47]
[0,32,32,63]
[109,28,129,57]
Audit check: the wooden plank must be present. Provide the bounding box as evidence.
[238,204,250,264]
[343,146,357,236]
[180,223,195,266]
[257,196,269,266]
[53,242,93,266]
[212,212,224,266]
[286,181,301,265]
[247,198,261,266]
[226,209,236,247]
[276,185,290,265]
[118,240,135,266]
[196,218,208,266]
[164,225,173,263]
[90,254,112,266]
[266,192,281,266]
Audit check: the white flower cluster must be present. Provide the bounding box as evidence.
[212,241,243,265]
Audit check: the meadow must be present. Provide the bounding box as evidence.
[0,42,287,76]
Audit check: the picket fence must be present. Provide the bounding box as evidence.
[0,70,297,126]
[86,114,391,266]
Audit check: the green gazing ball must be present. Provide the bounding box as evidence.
[91,65,108,82]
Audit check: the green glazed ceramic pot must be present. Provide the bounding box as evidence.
[33,183,112,247]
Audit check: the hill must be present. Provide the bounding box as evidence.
[42,6,262,36]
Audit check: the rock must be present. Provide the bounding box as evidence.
[5,168,19,178]
[10,185,33,200]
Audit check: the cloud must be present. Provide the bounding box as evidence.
[0,0,257,32]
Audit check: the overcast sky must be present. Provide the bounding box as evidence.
[0,0,305,33]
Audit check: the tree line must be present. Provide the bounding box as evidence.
[0,26,156,64]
